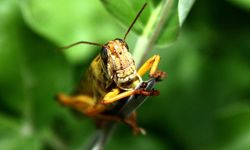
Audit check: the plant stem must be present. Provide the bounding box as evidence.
[133,0,174,66]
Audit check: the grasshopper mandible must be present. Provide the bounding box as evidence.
[56,3,165,134]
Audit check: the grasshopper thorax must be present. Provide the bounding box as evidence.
[101,39,142,90]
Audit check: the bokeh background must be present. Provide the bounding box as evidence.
[0,0,250,150]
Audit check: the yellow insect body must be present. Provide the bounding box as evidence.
[56,3,165,133]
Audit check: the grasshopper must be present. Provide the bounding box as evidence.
[56,3,165,134]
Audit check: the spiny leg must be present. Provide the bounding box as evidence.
[56,93,143,134]
[102,88,159,104]
[56,93,106,116]
[124,112,146,135]
[95,112,145,135]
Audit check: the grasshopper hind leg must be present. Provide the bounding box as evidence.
[123,112,146,135]
[95,112,145,135]
[56,93,106,116]
[56,93,145,134]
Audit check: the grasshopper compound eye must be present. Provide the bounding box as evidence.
[101,47,108,64]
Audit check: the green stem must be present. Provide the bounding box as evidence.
[133,0,174,67]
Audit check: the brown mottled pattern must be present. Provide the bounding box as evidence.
[105,39,138,90]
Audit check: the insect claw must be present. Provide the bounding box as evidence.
[150,70,167,82]
[133,127,147,135]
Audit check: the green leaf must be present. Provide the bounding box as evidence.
[101,0,194,47]
[0,0,89,149]
[228,0,250,12]
[178,0,195,25]
[0,114,20,131]
[216,103,250,150]
[20,0,121,63]
[0,134,41,150]
[0,0,74,128]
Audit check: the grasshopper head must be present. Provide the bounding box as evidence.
[101,39,141,90]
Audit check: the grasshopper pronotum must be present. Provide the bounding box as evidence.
[56,3,165,134]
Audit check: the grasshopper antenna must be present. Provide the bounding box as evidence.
[59,41,103,50]
[123,3,147,40]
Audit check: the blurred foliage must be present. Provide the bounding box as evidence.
[0,0,250,150]
[228,0,250,12]
[100,0,179,46]
[21,0,122,63]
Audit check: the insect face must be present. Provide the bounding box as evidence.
[101,39,141,90]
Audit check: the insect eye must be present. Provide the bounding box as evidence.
[101,47,108,63]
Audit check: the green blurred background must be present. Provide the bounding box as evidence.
[0,0,250,150]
